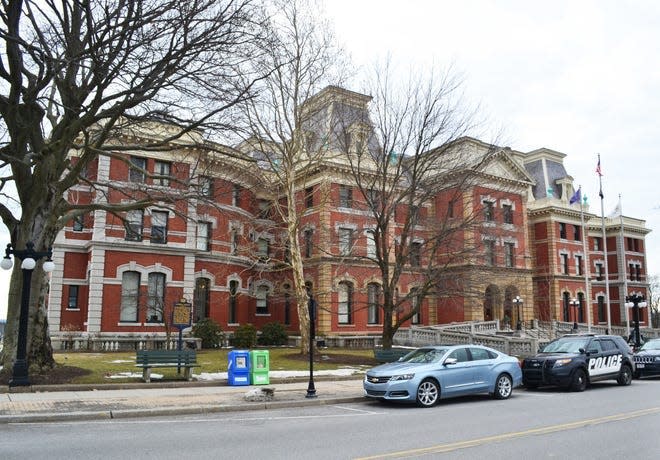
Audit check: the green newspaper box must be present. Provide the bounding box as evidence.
[249,350,270,385]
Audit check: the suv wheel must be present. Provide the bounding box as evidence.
[570,368,587,392]
[617,364,633,386]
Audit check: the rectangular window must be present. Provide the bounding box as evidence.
[129,156,146,183]
[448,200,455,218]
[339,185,353,208]
[154,160,171,186]
[147,273,165,322]
[230,229,239,254]
[629,263,635,281]
[483,201,494,222]
[576,255,583,275]
[561,254,569,274]
[73,214,84,232]
[125,210,144,241]
[485,240,495,266]
[502,204,513,224]
[338,282,353,324]
[504,242,515,267]
[410,242,421,267]
[67,285,80,309]
[120,271,140,322]
[199,176,213,197]
[559,223,567,239]
[595,263,604,280]
[339,228,354,256]
[367,283,380,324]
[304,229,313,258]
[258,200,270,219]
[593,237,601,251]
[366,230,377,259]
[196,222,211,251]
[232,184,241,207]
[256,285,269,315]
[257,237,269,259]
[574,225,581,241]
[150,211,168,244]
[305,187,314,208]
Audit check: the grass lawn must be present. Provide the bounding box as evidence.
[27,347,379,385]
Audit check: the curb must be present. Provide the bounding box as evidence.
[0,396,367,424]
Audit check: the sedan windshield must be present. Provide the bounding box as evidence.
[542,338,589,353]
[401,348,448,364]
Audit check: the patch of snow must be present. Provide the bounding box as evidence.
[195,367,363,381]
[106,372,163,380]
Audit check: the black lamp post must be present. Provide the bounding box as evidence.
[1,242,55,388]
[625,294,647,349]
[569,298,579,331]
[306,296,317,398]
[513,295,523,330]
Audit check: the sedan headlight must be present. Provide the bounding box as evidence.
[390,374,415,382]
[655,357,660,362]
[553,358,573,368]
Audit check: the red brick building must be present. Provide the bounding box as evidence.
[47,87,650,344]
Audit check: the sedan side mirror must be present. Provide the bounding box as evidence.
[444,357,458,366]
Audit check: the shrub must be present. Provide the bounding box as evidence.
[191,318,225,349]
[232,323,257,348]
[258,322,288,346]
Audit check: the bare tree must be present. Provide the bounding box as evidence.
[235,0,349,353]
[337,62,502,349]
[648,274,659,328]
[0,0,265,371]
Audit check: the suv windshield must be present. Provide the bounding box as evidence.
[640,339,660,351]
[402,348,449,364]
[542,338,589,353]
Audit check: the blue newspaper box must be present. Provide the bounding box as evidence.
[228,349,250,386]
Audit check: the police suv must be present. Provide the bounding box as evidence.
[522,334,634,391]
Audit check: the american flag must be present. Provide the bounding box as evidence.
[596,158,603,176]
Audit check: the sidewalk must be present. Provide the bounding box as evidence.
[0,377,366,424]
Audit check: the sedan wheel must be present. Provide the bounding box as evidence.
[416,379,440,407]
[494,373,513,399]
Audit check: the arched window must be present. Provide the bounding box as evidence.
[367,283,381,324]
[410,288,421,324]
[256,285,269,315]
[120,271,141,322]
[577,292,585,323]
[338,282,353,324]
[228,280,238,323]
[562,292,570,322]
[147,273,166,322]
[194,278,210,322]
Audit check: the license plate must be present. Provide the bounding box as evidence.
[637,363,645,368]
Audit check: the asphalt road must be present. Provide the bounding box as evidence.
[2,378,660,459]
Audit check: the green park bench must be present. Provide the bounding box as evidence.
[135,349,199,383]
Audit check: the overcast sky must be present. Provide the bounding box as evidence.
[1,0,659,320]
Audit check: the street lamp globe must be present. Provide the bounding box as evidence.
[21,257,37,270]
[1,257,13,270]
[43,260,55,273]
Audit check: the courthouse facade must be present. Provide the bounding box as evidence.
[47,87,650,342]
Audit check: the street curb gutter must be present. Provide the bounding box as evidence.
[0,396,367,424]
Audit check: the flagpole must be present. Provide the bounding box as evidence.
[618,194,630,338]
[597,154,612,333]
[580,186,592,333]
